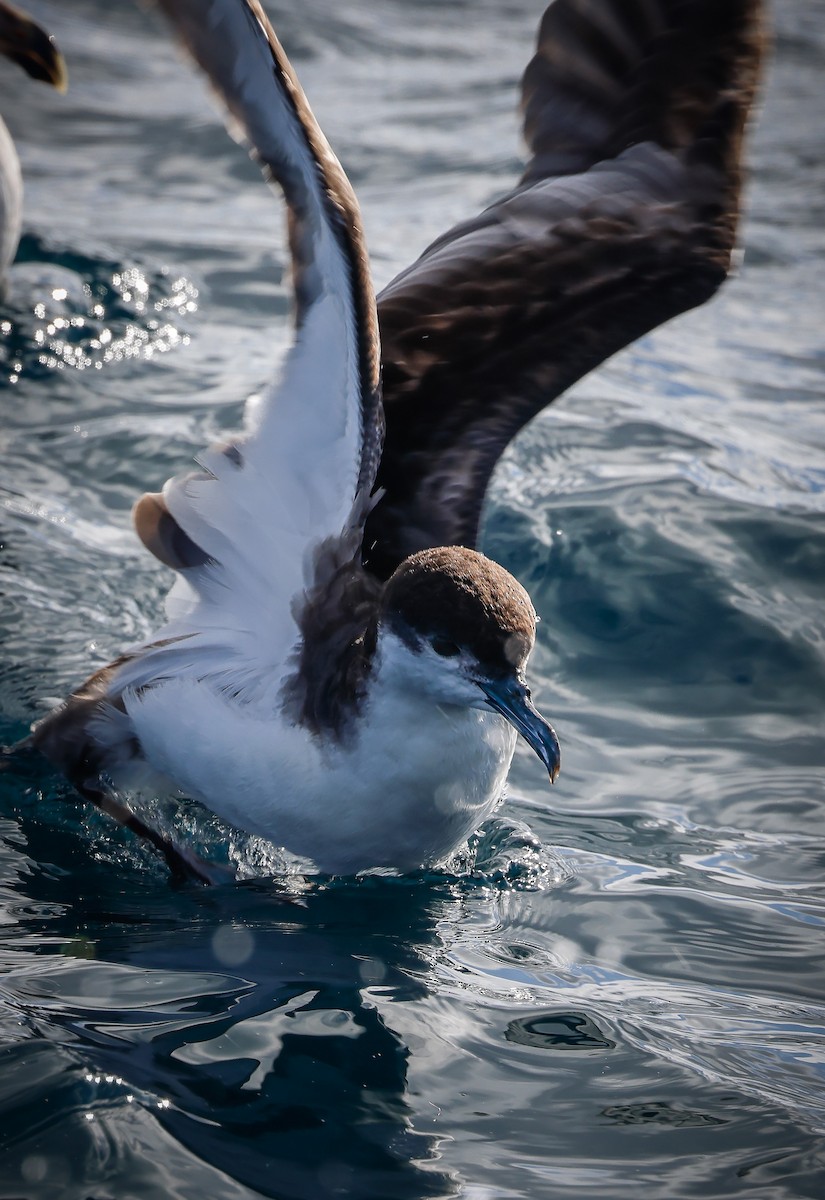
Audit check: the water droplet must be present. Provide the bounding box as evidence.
[21,1156,48,1183]
[211,923,255,968]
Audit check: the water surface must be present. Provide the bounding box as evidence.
[0,2,824,1197]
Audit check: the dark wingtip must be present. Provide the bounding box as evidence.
[521,0,766,190]
[0,5,67,91]
[0,736,38,777]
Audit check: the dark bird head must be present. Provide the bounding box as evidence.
[0,1,67,91]
[379,545,560,782]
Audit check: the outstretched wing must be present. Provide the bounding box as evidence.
[134,0,381,667]
[366,0,766,580]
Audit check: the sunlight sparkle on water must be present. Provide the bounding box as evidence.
[0,260,198,382]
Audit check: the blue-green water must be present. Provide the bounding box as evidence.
[1,2,824,1197]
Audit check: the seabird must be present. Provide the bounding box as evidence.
[0,1,66,294]
[25,0,764,881]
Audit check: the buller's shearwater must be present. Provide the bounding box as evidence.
[0,1,66,294]
[25,0,764,881]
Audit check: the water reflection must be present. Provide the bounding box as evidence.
[1,859,459,1199]
[601,1102,725,1128]
[505,1011,616,1052]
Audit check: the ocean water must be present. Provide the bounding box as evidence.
[0,2,824,1197]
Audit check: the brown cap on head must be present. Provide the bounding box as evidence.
[381,545,536,675]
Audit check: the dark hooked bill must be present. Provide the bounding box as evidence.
[479,676,560,783]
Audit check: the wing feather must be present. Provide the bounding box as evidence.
[366,0,766,579]
[134,0,381,672]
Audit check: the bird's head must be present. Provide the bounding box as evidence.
[377,545,560,782]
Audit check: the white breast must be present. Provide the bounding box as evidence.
[0,117,22,288]
[121,652,517,876]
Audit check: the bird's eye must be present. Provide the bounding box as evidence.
[431,637,460,658]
